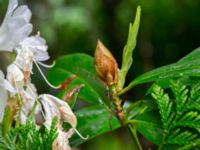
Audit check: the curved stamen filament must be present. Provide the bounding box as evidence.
[37,60,55,68]
[34,60,60,89]
[74,128,88,140]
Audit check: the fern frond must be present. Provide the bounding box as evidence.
[189,83,200,102]
[170,80,188,113]
[167,128,198,145]
[151,79,200,149]
[175,111,200,129]
[43,117,58,150]
[176,139,200,150]
[186,83,200,110]
[152,84,173,130]
[0,125,16,150]
[0,116,58,150]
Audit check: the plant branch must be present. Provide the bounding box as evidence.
[117,81,136,96]
[109,85,142,149]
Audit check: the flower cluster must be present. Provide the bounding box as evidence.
[0,0,85,149]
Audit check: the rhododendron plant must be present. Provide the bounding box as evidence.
[1,0,200,150]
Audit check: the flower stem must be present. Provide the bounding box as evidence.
[128,123,143,150]
[109,84,142,150]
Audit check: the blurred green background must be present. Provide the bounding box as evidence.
[0,0,200,149]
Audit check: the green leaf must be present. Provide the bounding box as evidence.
[118,6,141,90]
[119,59,200,95]
[178,47,200,63]
[48,53,108,104]
[70,105,121,146]
[125,100,149,120]
[130,110,163,145]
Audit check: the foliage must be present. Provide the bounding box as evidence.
[1,0,200,149]
[47,4,200,149]
[118,6,141,90]
[151,80,200,150]
[0,117,58,150]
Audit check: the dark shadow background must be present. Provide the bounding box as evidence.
[0,0,200,149]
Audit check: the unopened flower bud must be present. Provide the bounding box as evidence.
[94,40,118,86]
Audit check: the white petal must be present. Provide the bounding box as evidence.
[13,5,31,22]
[0,0,32,51]
[7,64,24,83]
[4,0,18,18]
[14,46,33,73]
[39,95,60,129]
[24,82,38,101]
[0,70,5,82]
[3,80,16,94]
[7,64,24,96]
[0,69,16,94]
[52,130,72,150]
[0,89,8,122]
[0,70,9,122]
[39,94,77,129]
[60,106,77,128]
[19,35,49,61]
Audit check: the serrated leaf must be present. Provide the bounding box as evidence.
[118,6,141,90]
[70,105,120,146]
[48,53,108,104]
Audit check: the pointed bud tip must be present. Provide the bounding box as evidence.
[94,40,118,86]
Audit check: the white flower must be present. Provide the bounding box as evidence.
[39,94,87,149]
[6,64,40,124]
[14,34,56,87]
[39,94,77,129]
[20,35,49,62]
[0,0,32,51]
[20,82,40,124]
[6,63,24,95]
[14,34,49,73]
[0,70,15,122]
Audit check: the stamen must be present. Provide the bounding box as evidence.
[74,128,89,140]
[34,60,60,89]
[37,60,55,68]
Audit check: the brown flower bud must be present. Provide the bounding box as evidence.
[94,40,118,86]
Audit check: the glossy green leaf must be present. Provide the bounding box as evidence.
[125,100,149,120]
[133,60,200,86]
[48,53,108,104]
[119,51,200,95]
[178,47,200,63]
[130,110,163,145]
[70,105,120,146]
[118,6,141,90]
